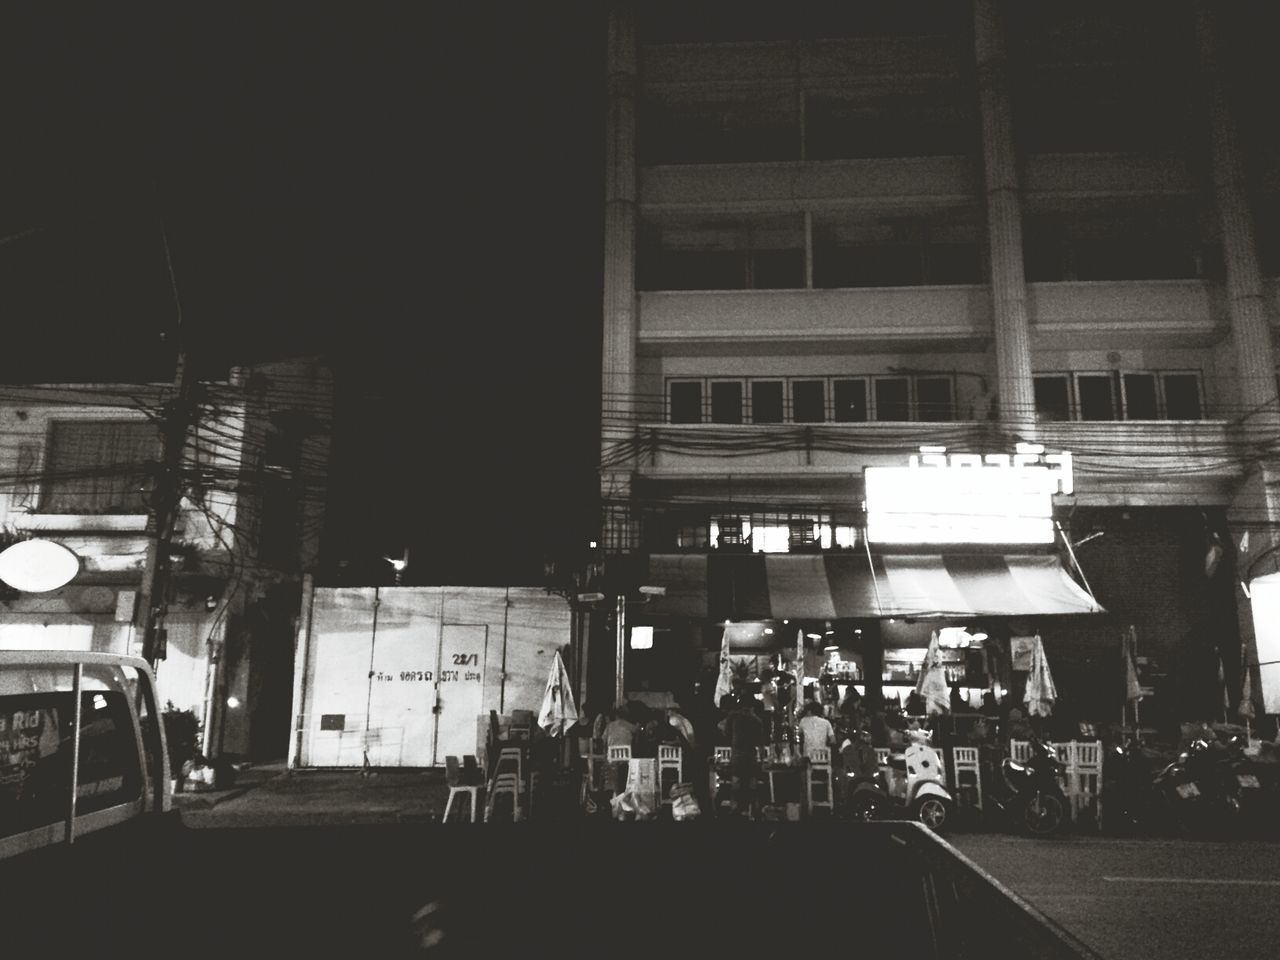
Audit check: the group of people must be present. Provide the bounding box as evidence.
[579,681,1041,818]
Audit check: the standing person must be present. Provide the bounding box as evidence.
[798,700,835,758]
[719,695,765,817]
[759,671,779,743]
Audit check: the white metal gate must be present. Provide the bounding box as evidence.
[293,586,568,769]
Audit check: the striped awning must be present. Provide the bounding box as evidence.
[639,552,1103,620]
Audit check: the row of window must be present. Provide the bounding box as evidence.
[657,514,859,554]
[666,371,1205,424]
[1034,372,1203,422]
[640,63,1186,166]
[638,206,1250,292]
[668,375,957,425]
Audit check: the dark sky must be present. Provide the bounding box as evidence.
[0,3,607,585]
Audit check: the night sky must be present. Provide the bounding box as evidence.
[0,3,607,586]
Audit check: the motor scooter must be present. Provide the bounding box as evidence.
[990,737,1069,836]
[1153,736,1250,835]
[846,727,953,831]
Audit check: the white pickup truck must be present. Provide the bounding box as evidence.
[0,650,170,862]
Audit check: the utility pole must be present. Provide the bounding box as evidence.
[137,348,197,667]
[137,225,197,668]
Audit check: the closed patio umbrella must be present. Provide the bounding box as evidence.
[538,649,580,737]
[1024,635,1058,718]
[916,631,951,717]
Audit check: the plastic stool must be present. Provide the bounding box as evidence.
[485,772,521,822]
[443,784,482,823]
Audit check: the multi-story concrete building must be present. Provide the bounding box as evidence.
[598,3,1280,732]
[0,357,333,759]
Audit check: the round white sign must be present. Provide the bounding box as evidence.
[0,539,81,593]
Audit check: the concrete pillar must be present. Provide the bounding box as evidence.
[1196,5,1279,433]
[601,4,640,552]
[974,0,1036,430]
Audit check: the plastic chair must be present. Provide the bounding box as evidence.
[806,748,834,814]
[874,747,889,768]
[485,772,521,822]
[1009,740,1031,763]
[606,745,632,796]
[713,746,732,765]
[607,745,632,763]
[442,755,482,823]
[950,746,982,811]
[657,745,683,804]
[1068,740,1103,827]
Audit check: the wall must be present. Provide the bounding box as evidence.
[291,586,572,767]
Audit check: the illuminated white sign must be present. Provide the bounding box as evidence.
[0,538,81,592]
[630,625,654,650]
[865,443,1073,545]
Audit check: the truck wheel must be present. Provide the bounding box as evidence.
[912,795,950,831]
[1023,791,1065,835]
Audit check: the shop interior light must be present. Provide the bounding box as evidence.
[806,633,822,641]
[824,645,839,652]
[763,627,774,635]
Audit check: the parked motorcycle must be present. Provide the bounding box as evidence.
[846,727,953,831]
[990,737,1069,836]
[1103,736,1170,835]
[1150,737,1243,835]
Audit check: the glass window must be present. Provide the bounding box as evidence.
[874,378,910,421]
[1077,374,1116,420]
[710,381,743,424]
[669,382,702,424]
[927,244,982,284]
[1122,374,1159,420]
[750,250,805,289]
[833,379,868,422]
[1163,374,1203,420]
[1034,376,1071,421]
[1,688,142,839]
[916,377,954,422]
[751,381,785,424]
[41,420,159,514]
[793,381,826,423]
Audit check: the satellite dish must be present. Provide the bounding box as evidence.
[0,538,81,593]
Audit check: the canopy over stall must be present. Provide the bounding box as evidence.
[635,552,1104,622]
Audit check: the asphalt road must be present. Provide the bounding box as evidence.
[950,833,1280,960]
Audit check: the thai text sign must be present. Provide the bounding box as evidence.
[865,443,1072,545]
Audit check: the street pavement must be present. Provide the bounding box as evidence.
[178,762,1280,960]
[951,833,1280,960]
[175,760,451,826]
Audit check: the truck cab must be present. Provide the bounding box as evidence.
[1,650,170,862]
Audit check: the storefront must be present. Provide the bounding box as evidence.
[610,444,1111,720]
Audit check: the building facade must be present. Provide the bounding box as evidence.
[597,3,1280,732]
[0,357,333,759]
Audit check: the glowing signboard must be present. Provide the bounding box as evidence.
[0,538,80,592]
[864,443,1073,545]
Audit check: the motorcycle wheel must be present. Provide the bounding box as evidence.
[912,795,950,832]
[1023,791,1065,836]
